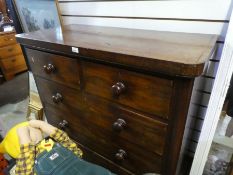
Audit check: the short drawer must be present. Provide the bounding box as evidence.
[0,54,27,72]
[35,77,85,111]
[26,48,80,89]
[0,33,17,47]
[83,61,173,119]
[46,105,163,174]
[0,44,22,59]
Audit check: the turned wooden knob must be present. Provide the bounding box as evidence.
[43,63,55,74]
[52,93,63,103]
[113,118,126,132]
[58,120,68,129]
[112,82,126,96]
[115,149,127,161]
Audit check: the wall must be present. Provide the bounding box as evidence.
[57,0,233,156]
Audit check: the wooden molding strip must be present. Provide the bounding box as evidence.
[61,14,230,23]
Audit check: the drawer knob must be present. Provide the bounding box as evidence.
[58,120,68,129]
[112,82,126,96]
[115,149,127,161]
[43,63,55,74]
[52,93,63,103]
[113,118,126,132]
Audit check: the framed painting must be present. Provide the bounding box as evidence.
[12,0,62,32]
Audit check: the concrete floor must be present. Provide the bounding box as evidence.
[0,72,29,137]
[0,72,29,107]
[0,98,28,137]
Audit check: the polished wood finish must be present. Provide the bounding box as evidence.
[34,78,84,111]
[45,102,163,174]
[17,24,217,175]
[78,143,133,175]
[83,61,173,119]
[26,48,80,89]
[0,32,27,80]
[16,24,217,77]
[36,70,167,157]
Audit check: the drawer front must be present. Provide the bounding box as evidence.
[41,83,167,156]
[26,48,80,89]
[78,143,133,175]
[84,93,167,156]
[0,44,22,59]
[83,61,173,119]
[35,77,85,111]
[0,33,17,47]
[0,54,27,72]
[45,103,163,174]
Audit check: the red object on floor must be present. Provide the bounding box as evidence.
[0,154,8,175]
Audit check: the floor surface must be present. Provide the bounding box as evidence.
[0,72,29,137]
[0,98,28,137]
[0,72,29,107]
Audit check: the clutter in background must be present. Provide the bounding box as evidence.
[203,143,232,175]
[0,154,8,175]
[203,111,233,175]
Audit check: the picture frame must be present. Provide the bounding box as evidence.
[12,0,62,33]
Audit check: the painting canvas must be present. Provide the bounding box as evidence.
[13,0,61,32]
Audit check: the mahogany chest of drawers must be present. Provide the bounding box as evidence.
[0,31,27,80]
[16,25,217,175]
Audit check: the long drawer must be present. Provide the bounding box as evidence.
[77,142,133,175]
[0,44,22,59]
[84,93,167,156]
[83,61,173,119]
[26,48,80,89]
[45,102,164,174]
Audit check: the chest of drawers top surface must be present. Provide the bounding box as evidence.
[16,24,217,77]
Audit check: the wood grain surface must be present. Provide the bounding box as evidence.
[26,48,80,89]
[16,24,218,77]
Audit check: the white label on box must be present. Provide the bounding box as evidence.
[72,47,79,53]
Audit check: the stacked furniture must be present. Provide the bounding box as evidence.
[16,25,217,175]
[0,31,27,80]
